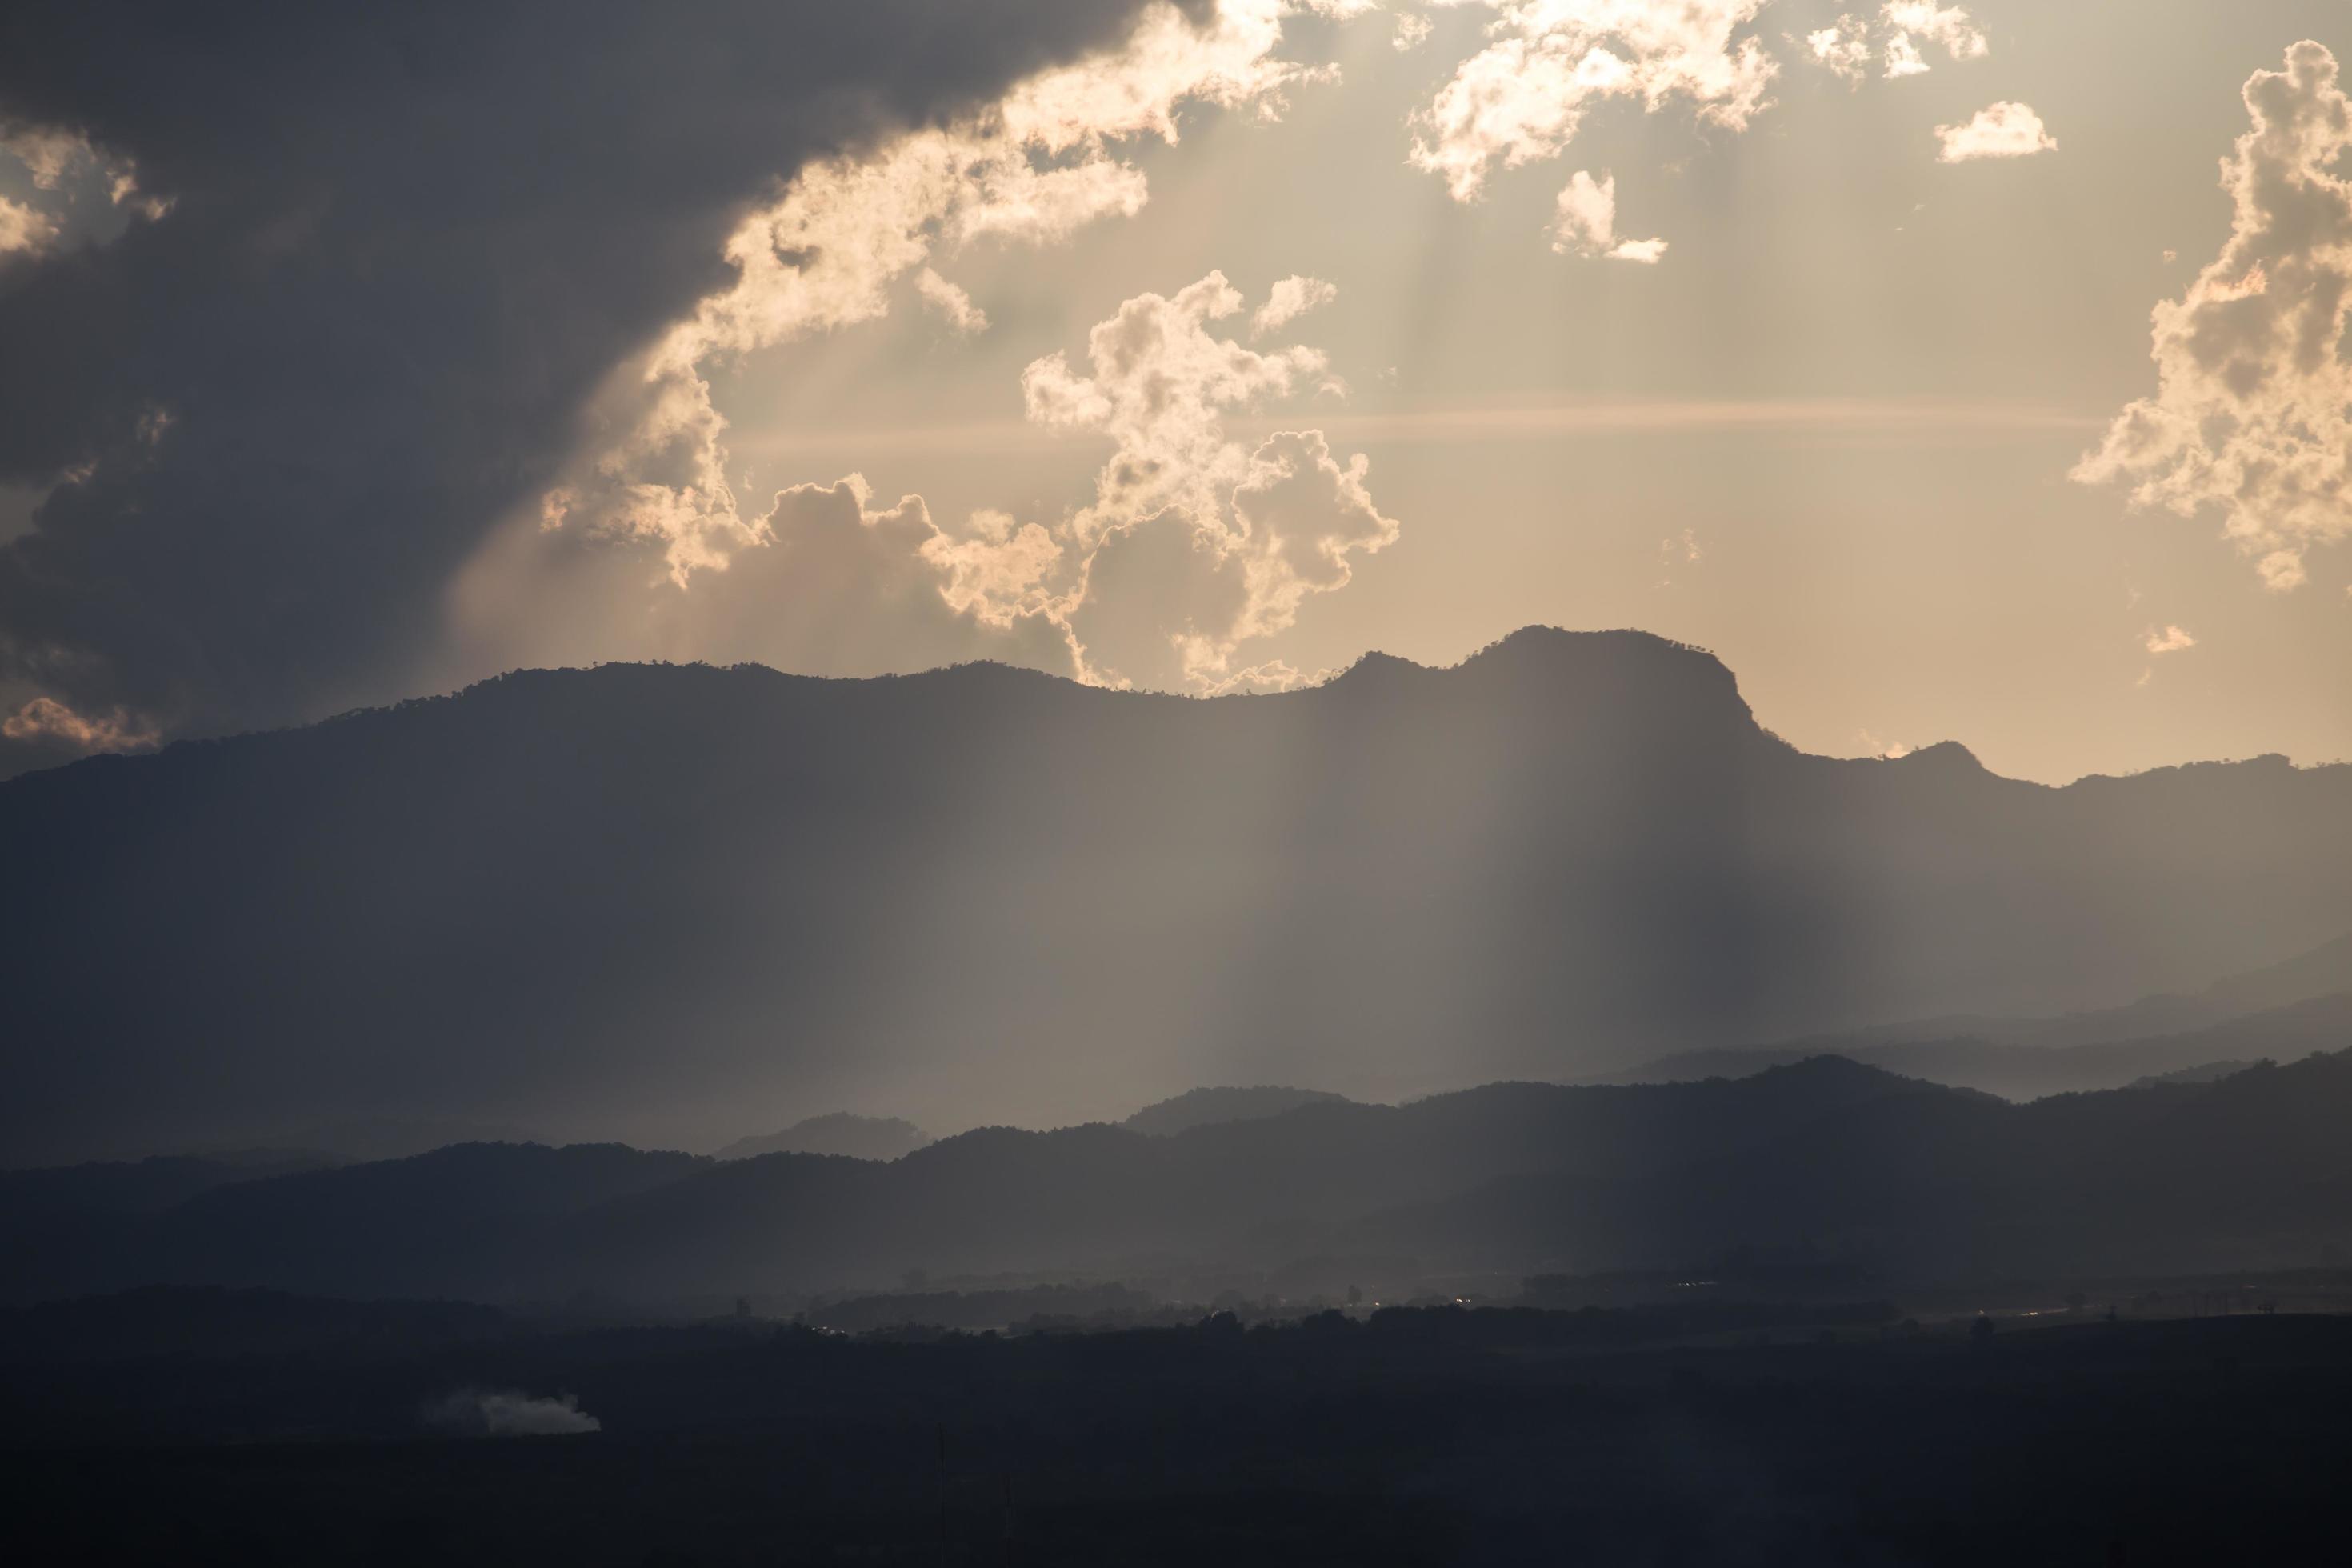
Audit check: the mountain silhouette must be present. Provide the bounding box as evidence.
[5,627,2350,1161]
[5,1058,1938,1302]
[1677,927,2352,1062]
[713,1113,931,1162]
[1121,1086,1354,1137]
[1610,991,2352,1100]
[14,1051,2352,1305]
[1361,1045,2352,1279]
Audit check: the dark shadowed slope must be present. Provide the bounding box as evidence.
[0,1152,338,1221]
[5,1061,1941,1303]
[713,1114,931,1162]
[1362,1046,2352,1279]
[1122,1086,1355,1137]
[6,628,2350,1160]
[27,1055,2352,1304]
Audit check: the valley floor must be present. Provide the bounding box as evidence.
[6,1302,2349,1566]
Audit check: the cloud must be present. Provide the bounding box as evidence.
[0,0,1228,776]
[450,272,1396,696]
[1801,23,1873,86]
[2135,623,2194,686]
[448,474,1078,689]
[1017,271,1396,687]
[1880,2,1984,76]
[1,695,158,757]
[1251,274,1338,335]
[2074,42,2352,594]
[1854,728,1913,760]
[0,126,165,261]
[422,1389,601,1438]
[1060,427,1395,689]
[1394,11,1434,51]
[1409,1,1778,203]
[1022,270,1339,539]
[1797,4,1986,86]
[542,2,1335,591]
[0,195,57,256]
[914,268,990,336]
[2,126,85,188]
[1549,170,1668,262]
[1934,101,2055,162]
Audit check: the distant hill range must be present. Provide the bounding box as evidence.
[12,1047,2352,1306]
[1122,1086,1354,1138]
[714,1114,931,1162]
[6,626,2350,1161]
[1603,936,2352,1100]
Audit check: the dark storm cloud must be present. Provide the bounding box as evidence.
[0,0,1179,773]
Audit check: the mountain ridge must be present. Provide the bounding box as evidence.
[5,627,2349,1161]
[13,1052,2352,1306]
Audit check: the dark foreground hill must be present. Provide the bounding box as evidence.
[6,627,2351,1161]
[14,1050,2352,1306]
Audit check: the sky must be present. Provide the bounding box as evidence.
[4,1,2352,784]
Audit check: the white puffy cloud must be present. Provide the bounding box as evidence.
[441,6,1386,702]
[922,508,1069,631]
[1022,271,1339,541]
[2074,42,2352,593]
[1409,1,1778,203]
[1548,170,1667,262]
[1880,30,1927,79]
[456,273,1396,697]
[1881,2,1984,75]
[2142,624,2196,655]
[1394,11,1434,51]
[1060,427,1395,690]
[1801,22,1872,85]
[541,1,1338,586]
[1251,274,1338,335]
[1014,272,1396,688]
[914,268,990,336]
[1934,101,2054,162]
[1796,4,1985,85]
